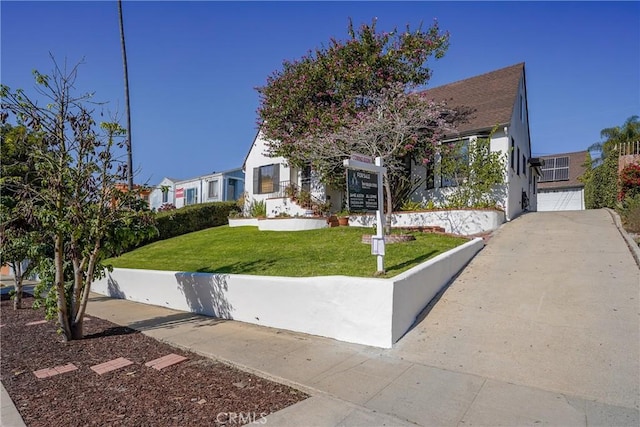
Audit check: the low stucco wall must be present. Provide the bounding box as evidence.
[350,210,505,235]
[93,238,483,348]
[228,218,260,227]
[258,217,328,231]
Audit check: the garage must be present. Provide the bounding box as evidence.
[537,188,584,211]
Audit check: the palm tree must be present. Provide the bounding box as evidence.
[118,0,134,190]
[588,115,640,165]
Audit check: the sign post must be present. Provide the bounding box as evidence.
[344,156,386,274]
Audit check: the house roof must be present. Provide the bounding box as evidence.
[538,150,589,190]
[421,63,525,136]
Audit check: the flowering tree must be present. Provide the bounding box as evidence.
[1,60,156,340]
[257,18,451,187]
[291,83,469,227]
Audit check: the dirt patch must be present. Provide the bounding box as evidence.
[1,297,308,426]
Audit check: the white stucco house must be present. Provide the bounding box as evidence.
[244,63,541,221]
[537,150,588,211]
[148,177,179,211]
[148,168,245,211]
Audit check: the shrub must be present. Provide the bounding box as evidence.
[619,193,640,233]
[400,200,423,211]
[145,202,240,244]
[248,199,267,218]
[157,203,176,212]
[619,162,640,201]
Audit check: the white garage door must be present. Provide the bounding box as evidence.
[537,188,584,211]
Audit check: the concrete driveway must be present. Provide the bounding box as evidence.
[392,209,639,415]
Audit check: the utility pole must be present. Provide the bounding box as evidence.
[118,0,134,191]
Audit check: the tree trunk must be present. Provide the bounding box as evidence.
[54,234,72,341]
[70,319,84,340]
[118,0,134,191]
[12,261,23,310]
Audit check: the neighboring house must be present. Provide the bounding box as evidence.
[537,151,588,211]
[112,183,152,208]
[618,140,640,173]
[173,168,245,209]
[148,177,180,211]
[244,63,540,221]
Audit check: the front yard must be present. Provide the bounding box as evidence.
[107,226,468,278]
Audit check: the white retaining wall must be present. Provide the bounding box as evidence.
[350,210,505,235]
[93,238,484,348]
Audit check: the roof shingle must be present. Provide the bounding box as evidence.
[421,63,525,135]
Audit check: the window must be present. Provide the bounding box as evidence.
[540,156,570,182]
[523,155,527,177]
[185,188,198,205]
[162,190,168,204]
[253,164,280,194]
[227,179,238,200]
[441,140,469,187]
[208,180,219,199]
[517,147,521,175]
[510,138,515,170]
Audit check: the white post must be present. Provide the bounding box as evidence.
[375,157,385,274]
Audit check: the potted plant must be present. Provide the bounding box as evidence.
[336,210,350,226]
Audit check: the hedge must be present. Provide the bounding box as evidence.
[147,202,240,244]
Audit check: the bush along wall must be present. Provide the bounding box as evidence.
[145,202,240,245]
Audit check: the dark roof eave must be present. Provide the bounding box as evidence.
[442,123,509,140]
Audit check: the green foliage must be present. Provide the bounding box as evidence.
[1,60,156,339]
[580,152,595,209]
[584,147,618,209]
[584,116,640,209]
[248,199,267,218]
[440,134,506,209]
[0,124,46,308]
[107,225,468,278]
[149,202,239,243]
[400,200,423,211]
[618,193,640,233]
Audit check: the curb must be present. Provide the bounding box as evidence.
[605,208,640,269]
[1,381,27,427]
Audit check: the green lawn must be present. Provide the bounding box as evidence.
[107,225,469,278]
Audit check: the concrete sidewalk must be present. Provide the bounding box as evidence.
[3,210,638,426]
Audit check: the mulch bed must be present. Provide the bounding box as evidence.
[1,296,308,426]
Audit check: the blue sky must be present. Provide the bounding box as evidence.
[2,1,638,185]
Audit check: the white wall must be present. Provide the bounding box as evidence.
[503,73,534,220]
[92,238,484,348]
[174,178,202,208]
[391,238,484,342]
[149,177,176,211]
[350,210,505,236]
[244,132,290,205]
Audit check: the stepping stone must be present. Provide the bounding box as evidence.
[33,363,78,379]
[145,353,188,370]
[90,357,134,375]
[25,320,47,326]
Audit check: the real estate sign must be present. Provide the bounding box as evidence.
[347,169,379,212]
